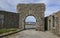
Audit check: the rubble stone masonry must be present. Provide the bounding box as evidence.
[0,10,19,29]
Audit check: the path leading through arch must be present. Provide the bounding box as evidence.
[3,30,60,38]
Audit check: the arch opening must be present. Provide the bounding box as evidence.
[24,16,36,30]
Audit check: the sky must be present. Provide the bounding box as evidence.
[0,0,60,22]
[25,16,36,22]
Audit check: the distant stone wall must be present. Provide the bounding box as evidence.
[0,14,4,29]
[0,10,19,29]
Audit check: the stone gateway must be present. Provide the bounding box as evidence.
[17,3,45,31]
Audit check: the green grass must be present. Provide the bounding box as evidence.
[0,28,17,34]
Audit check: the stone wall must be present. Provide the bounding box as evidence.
[0,10,19,29]
[0,14,4,28]
[17,3,45,31]
[45,11,60,36]
[54,11,60,36]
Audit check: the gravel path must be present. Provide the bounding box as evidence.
[3,30,60,38]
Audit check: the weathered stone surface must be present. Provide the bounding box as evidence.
[0,10,19,28]
[17,3,45,31]
[45,11,60,36]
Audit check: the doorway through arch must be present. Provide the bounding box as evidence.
[24,16,36,30]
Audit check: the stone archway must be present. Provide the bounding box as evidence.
[17,3,45,31]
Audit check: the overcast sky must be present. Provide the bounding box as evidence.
[0,0,60,22]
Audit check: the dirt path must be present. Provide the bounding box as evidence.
[3,30,60,38]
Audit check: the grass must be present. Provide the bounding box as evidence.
[0,28,17,34]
